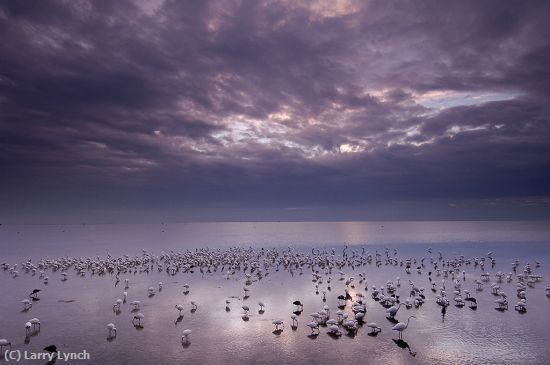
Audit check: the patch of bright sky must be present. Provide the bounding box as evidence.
[211,113,337,159]
[212,114,293,146]
[135,0,165,16]
[447,124,489,137]
[212,120,252,144]
[202,89,516,158]
[339,143,365,153]
[308,0,361,19]
[279,0,361,21]
[414,90,520,109]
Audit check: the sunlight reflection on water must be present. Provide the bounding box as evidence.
[0,221,549,364]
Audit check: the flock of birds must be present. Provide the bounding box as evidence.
[1,245,549,358]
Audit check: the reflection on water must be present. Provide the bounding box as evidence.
[0,222,549,364]
[393,339,417,357]
[1,221,550,259]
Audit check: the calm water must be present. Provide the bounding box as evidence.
[1,221,550,364]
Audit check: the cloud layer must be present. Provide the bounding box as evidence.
[1,0,550,222]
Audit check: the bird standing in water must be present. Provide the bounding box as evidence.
[392,315,415,339]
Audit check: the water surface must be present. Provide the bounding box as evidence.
[0,221,549,364]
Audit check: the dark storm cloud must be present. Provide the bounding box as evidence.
[1,0,550,223]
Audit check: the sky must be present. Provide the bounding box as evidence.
[1,0,550,224]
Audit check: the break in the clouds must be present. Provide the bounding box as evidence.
[1,0,550,223]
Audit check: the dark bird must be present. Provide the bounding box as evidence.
[44,345,57,353]
[465,297,477,309]
[30,289,41,298]
[43,345,58,365]
[292,300,303,310]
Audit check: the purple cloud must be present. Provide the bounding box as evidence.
[1,0,549,222]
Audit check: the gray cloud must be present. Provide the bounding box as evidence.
[1,0,549,223]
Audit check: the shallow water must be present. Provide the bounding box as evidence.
[2,221,550,259]
[1,221,550,364]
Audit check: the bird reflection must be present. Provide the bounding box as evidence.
[393,339,417,356]
[345,332,356,339]
[43,345,58,364]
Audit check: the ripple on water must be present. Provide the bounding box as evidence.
[1,231,550,365]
